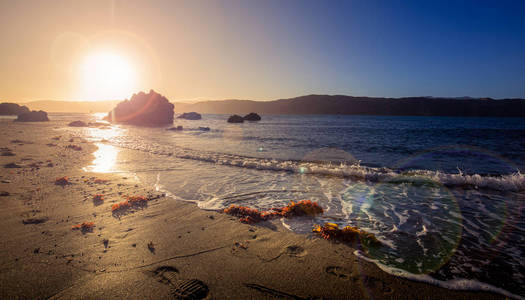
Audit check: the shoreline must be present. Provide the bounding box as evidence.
[0,119,509,299]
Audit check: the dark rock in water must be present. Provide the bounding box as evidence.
[68,120,87,127]
[167,126,183,131]
[0,103,30,116]
[227,115,244,123]
[243,112,261,121]
[198,127,210,131]
[14,110,49,122]
[104,90,174,126]
[177,112,202,120]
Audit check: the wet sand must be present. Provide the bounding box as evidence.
[0,119,504,299]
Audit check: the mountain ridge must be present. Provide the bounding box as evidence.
[5,94,525,117]
[172,94,525,117]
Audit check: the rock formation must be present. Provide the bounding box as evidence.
[243,112,261,121]
[14,110,49,122]
[0,103,30,115]
[227,115,244,123]
[177,112,202,120]
[68,121,87,127]
[104,90,174,126]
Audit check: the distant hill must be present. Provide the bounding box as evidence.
[7,95,525,117]
[22,100,120,113]
[174,95,525,117]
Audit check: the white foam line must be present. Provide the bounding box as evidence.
[353,250,524,300]
[110,140,525,192]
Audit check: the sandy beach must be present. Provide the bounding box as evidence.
[0,119,505,299]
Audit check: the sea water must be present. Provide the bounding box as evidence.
[59,113,525,298]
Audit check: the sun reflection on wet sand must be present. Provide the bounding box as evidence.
[84,143,119,173]
[82,124,124,173]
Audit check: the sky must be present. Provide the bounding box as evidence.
[1,0,524,102]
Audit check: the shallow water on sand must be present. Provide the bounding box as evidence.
[59,113,525,298]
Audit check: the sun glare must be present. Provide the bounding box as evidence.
[80,51,136,101]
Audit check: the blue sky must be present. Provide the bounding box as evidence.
[222,0,525,98]
[1,0,524,100]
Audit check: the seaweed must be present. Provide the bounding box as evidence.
[65,144,82,151]
[224,205,268,223]
[93,194,104,201]
[111,200,132,212]
[72,221,95,233]
[312,223,381,247]
[92,194,104,205]
[224,200,324,224]
[111,195,149,213]
[281,200,323,217]
[55,177,70,186]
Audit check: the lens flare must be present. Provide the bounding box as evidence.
[79,50,136,101]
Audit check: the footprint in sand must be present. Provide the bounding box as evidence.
[325,266,393,295]
[361,275,394,295]
[153,265,179,284]
[152,266,209,299]
[325,266,355,280]
[284,245,307,257]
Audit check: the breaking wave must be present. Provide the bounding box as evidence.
[108,138,525,192]
[354,250,524,300]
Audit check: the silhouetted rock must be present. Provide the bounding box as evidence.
[68,120,87,127]
[243,112,261,121]
[0,103,30,115]
[104,90,174,126]
[167,126,183,131]
[227,115,244,123]
[14,110,49,122]
[177,112,201,120]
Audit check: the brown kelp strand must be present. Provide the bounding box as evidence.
[224,200,324,224]
[111,195,149,212]
[312,222,380,246]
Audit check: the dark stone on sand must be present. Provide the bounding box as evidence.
[243,112,261,121]
[22,217,48,224]
[14,110,49,122]
[167,126,183,131]
[4,162,21,168]
[227,115,244,123]
[177,112,202,120]
[68,120,87,127]
[0,103,30,115]
[1,151,15,156]
[0,191,9,196]
[198,127,210,131]
[104,90,174,126]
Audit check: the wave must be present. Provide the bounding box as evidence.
[105,139,525,192]
[353,250,524,300]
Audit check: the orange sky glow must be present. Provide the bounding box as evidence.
[0,1,305,102]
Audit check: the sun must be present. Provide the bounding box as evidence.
[79,51,136,101]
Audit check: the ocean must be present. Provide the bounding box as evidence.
[57,113,525,298]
